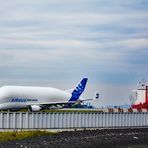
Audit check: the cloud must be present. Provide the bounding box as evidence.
[0,0,148,105]
[119,38,148,50]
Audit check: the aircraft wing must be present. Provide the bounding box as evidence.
[29,101,76,109]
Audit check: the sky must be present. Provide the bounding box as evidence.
[0,0,148,107]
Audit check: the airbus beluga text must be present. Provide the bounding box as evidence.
[0,78,97,111]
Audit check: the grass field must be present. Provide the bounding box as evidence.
[0,131,56,141]
[0,108,103,113]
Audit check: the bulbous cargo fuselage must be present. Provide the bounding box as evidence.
[0,86,72,110]
[0,78,88,110]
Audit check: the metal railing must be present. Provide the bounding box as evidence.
[0,112,148,129]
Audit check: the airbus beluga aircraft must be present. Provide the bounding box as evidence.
[0,78,98,111]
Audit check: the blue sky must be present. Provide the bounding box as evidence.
[0,0,148,106]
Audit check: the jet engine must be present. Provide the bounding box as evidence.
[29,105,41,111]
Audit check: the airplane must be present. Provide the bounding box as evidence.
[0,78,98,111]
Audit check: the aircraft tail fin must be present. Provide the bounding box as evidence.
[69,78,88,102]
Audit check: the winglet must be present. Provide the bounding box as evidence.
[93,91,100,100]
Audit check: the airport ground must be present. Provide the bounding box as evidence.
[0,128,148,148]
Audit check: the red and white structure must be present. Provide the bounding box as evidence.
[132,79,148,109]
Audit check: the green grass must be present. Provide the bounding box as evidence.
[41,109,103,113]
[0,130,56,141]
[0,109,103,113]
[0,108,104,113]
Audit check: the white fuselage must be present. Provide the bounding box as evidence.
[0,86,72,110]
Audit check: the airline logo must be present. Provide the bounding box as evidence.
[69,78,87,102]
[11,98,38,102]
[75,83,84,93]
[95,93,99,99]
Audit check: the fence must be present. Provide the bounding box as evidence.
[0,112,148,129]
